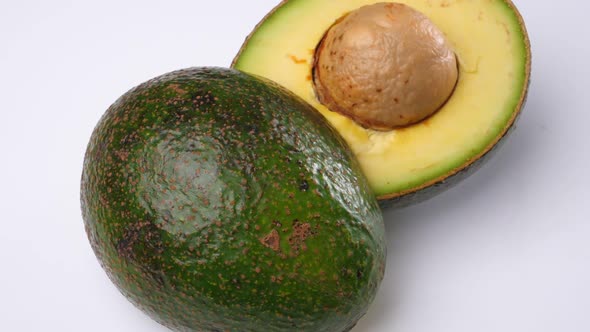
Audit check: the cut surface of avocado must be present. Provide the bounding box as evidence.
[233,0,531,205]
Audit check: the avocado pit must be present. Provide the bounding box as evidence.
[313,2,459,130]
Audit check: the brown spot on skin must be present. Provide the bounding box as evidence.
[167,83,188,95]
[289,221,314,253]
[289,55,307,64]
[260,229,281,252]
[115,150,129,161]
[306,74,312,81]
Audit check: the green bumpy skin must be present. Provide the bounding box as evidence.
[81,67,386,332]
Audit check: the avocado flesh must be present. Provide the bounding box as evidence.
[81,68,386,332]
[232,0,530,204]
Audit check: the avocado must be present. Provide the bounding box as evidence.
[232,0,531,208]
[81,67,386,332]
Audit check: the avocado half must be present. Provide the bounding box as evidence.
[232,0,531,208]
[81,67,386,332]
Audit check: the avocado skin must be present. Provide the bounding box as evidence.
[81,67,385,332]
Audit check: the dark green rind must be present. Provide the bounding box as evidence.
[81,67,386,332]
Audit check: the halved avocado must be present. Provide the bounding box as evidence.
[232,0,531,208]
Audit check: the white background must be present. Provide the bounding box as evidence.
[0,0,588,331]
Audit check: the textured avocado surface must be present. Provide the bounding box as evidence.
[232,0,531,208]
[81,67,386,332]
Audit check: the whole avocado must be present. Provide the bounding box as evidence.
[81,67,386,332]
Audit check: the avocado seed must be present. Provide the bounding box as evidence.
[313,2,458,130]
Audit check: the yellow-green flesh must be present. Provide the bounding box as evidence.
[233,0,528,197]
